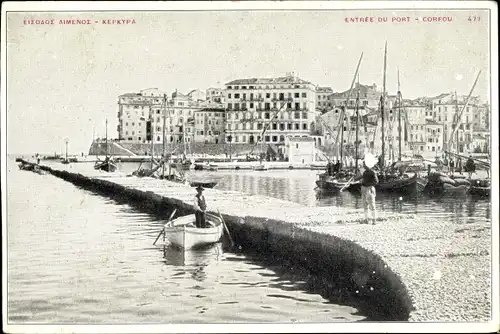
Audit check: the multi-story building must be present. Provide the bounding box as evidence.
[328,83,381,109]
[206,88,224,103]
[187,89,206,102]
[223,73,318,148]
[405,105,428,156]
[424,119,444,157]
[117,88,168,143]
[316,86,333,111]
[118,88,218,145]
[193,106,226,144]
[431,101,475,153]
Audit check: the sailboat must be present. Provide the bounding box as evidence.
[61,139,70,164]
[347,44,417,195]
[316,53,363,192]
[94,119,118,172]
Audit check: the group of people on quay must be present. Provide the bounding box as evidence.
[434,155,480,179]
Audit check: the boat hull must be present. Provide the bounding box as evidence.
[164,214,223,249]
[190,181,217,189]
[94,161,117,172]
[347,174,417,194]
[468,186,490,197]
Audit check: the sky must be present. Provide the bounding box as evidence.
[4,8,491,154]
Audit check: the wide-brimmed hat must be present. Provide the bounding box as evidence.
[195,185,205,191]
[364,153,377,168]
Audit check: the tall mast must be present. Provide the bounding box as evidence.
[454,91,459,154]
[105,119,108,158]
[380,41,387,169]
[340,112,344,165]
[355,74,360,173]
[447,71,481,150]
[162,94,167,177]
[65,139,69,161]
[150,106,154,170]
[398,68,402,161]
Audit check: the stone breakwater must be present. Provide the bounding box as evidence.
[20,160,493,321]
[27,160,414,321]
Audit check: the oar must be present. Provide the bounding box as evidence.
[340,175,356,192]
[217,209,235,247]
[153,208,177,245]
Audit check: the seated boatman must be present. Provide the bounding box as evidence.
[193,185,207,228]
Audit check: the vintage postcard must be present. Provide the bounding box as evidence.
[1,1,498,333]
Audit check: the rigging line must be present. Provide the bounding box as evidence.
[249,99,290,155]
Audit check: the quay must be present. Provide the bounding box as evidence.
[19,159,492,321]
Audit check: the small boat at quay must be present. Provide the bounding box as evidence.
[164,213,224,249]
[193,162,218,171]
[468,179,491,197]
[94,158,118,172]
[252,163,268,171]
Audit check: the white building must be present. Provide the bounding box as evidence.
[223,73,318,148]
[286,136,316,164]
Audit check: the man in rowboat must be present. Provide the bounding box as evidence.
[193,185,207,228]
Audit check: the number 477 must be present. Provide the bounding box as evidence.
[468,16,481,22]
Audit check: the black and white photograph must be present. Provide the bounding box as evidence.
[1,1,498,333]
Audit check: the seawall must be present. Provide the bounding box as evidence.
[24,159,414,321]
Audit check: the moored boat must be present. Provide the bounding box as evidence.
[468,179,490,197]
[94,158,118,172]
[252,163,268,171]
[164,213,223,249]
[190,181,217,189]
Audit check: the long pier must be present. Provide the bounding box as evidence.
[18,158,492,321]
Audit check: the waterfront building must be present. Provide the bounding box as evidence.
[223,73,318,149]
[187,89,206,102]
[431,101,475,153]
[316,86,333,111]
[117,88,167,143]
[286,136,316,164]
[405,105,428,156]
[193,106,226,144]
[424,119,444,157]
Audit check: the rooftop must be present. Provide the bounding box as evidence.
[288,136,315,142]
[226,75,312,86]
[426,119,441,126]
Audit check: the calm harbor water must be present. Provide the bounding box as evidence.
[7,159,365,324]
[7,158,491,324]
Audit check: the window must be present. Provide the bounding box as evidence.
[294,92,300,98]
[234,93,240,98]
[272,123,277,130]
[265,103,270,110]
[265,112,270,119]
[234,103,240,111]
[227,86,232,89]
[280,124,285,131]
[302,112,307,119]
[272,136,278,142]
[295,102,300,110]
[296,143,299,149]
[157,136,161,141]
[265,135,270,142]
[294,112,300,119]
[287,102,292,109]
[228,103,232,110]
[302,92,307,98]
[302,124,307,130]
[295,123,299,130]
[287,123,292,130]
[266,93,271,98]
[243,93,246,100]
[257,123,263,130]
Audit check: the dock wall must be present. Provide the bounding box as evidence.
[31,160,413,321]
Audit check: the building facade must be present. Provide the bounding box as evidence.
[286,136,316,164]
[316,86,333,111]
[206,88,224,103]
[424,120,444,157]
[328,83,381,109]
[193,107,226,144]
[223,73,318,147]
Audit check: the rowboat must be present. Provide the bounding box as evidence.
[164,213,224,249]
[252,164,268,171]
[190,181,218,189]
[346,173,417,194]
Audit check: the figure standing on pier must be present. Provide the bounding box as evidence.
[465,156,476,179]
[355,153,379,225]
[193,185,207,228]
